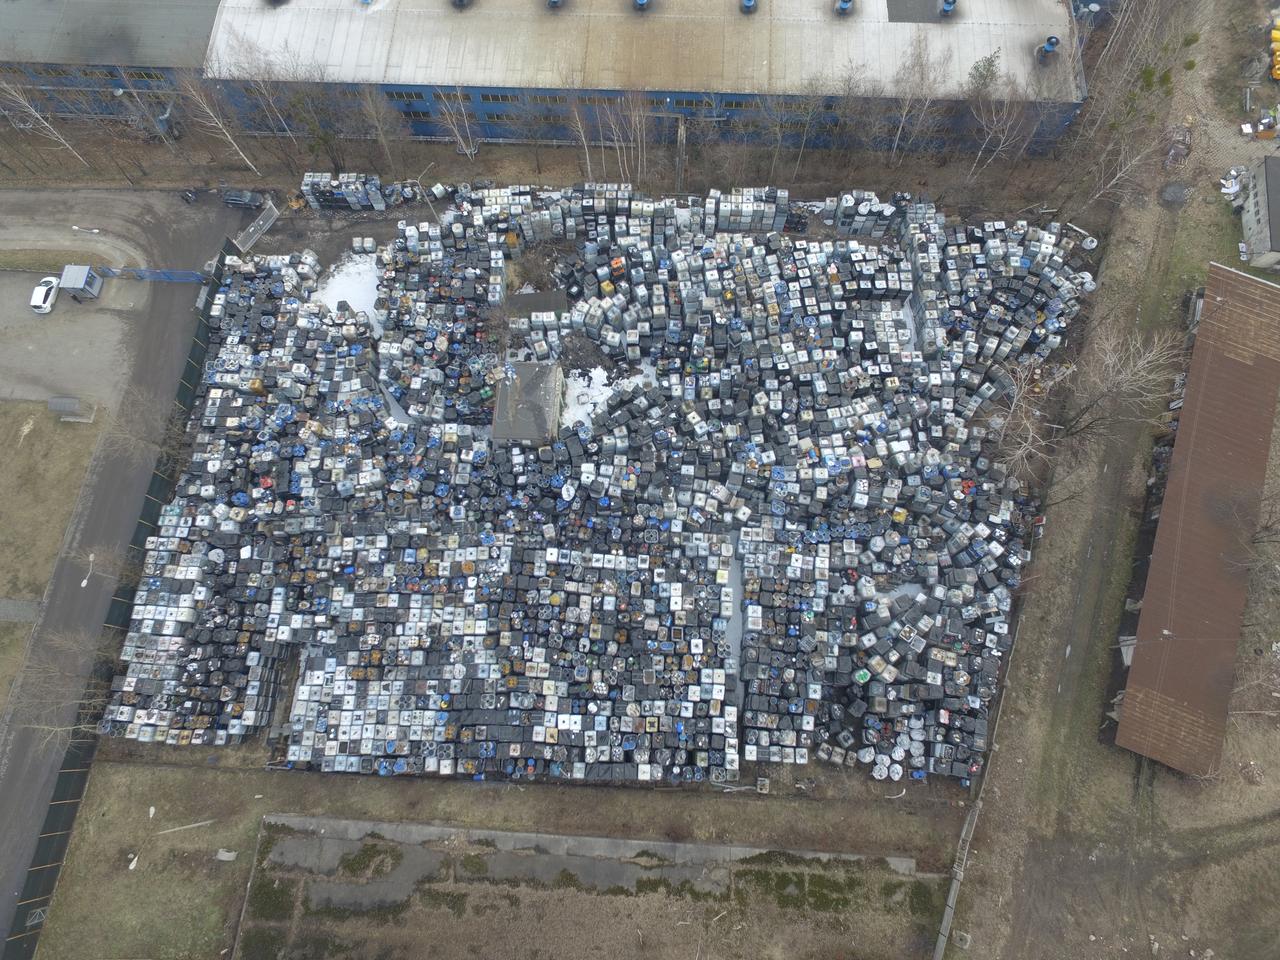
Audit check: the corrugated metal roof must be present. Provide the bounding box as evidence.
[1115,263,1280,777]
[205,0,1082,102]
[0,0,221,68]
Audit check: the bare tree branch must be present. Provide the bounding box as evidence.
[0,81,90,167]
[176,71,261,177]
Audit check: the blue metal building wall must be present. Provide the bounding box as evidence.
[0,61,178,124]
[0,61,1082,155]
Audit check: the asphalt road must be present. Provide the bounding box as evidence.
[0,190,244,938]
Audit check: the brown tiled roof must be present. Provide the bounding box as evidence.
[1115,264,1280,776]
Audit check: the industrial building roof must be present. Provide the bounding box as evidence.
[206,0,1082,102]
[1114,264,1280,777]
[0,0,221,68]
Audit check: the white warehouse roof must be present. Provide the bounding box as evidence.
[206,0,1083,102]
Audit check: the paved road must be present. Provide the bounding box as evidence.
[0,190,244,938]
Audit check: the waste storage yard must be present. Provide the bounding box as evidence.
[7,0,1280,956]
[103,182,1096,795]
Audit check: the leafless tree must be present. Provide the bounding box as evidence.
[101,387,192,477]
[566,93,594,180]
[964,50,1035,181]
[10,629,122,750]
[986,360,1065,478]
[434,86,478,160]
[215,29,311,174]
[70,543,150,590]
[888,30,951,165]
[507,98,553,175]
[176,71,261,177]
[282,78,352,170]
[1251,494,1280,546]
[756,94,791,183]
[788,79,830,184]
[1086,138,1161,206]
[356,86,410,175]
[1052,0,1194,211]
[1074,0,1188,146]
[596,91,659,184]
[0,81,90,167]
[989,327,1184,476]
[685,111,750,193]
[831,64,882,161]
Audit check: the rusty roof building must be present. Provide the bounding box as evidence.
[1115,263,1280,776]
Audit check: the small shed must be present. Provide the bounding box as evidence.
[492,362,564,444]
[59,265,103,301]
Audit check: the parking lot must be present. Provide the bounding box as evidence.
[0,270,133,405]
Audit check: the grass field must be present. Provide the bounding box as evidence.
[0,402,99,600]
[40,757,962,957]
[37,751,964,960]
[0,249,138,274]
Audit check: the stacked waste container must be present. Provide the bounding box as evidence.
[104,183,1093,787]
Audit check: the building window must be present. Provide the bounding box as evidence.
[0,64,24,76]
[80,68,117,79]
[386,90,422,102]
[36,66,72,78]
[124,69,165,81]
[480,93,520,104]
[433,90,470,104]
[529,94,566,105]
[672,98,704,109]
[722,98,758,111]
[402,110,434,121]
[577,95,615,106]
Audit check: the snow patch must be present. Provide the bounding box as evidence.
[316,253,380,317]
[561,368,612,428]
[560,361,660,429]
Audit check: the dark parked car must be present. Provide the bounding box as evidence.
[222,190,265,210]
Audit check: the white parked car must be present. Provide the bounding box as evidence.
[29,276,59,314]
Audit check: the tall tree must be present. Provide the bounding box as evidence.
[433,86,478,160]
[0,81,90,167]
[176,71,261,177]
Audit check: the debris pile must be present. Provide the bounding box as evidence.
[105,184,1096,786]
